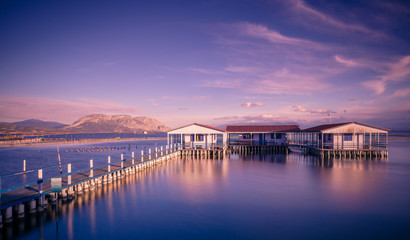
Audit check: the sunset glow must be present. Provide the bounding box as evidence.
[1,0,409,129]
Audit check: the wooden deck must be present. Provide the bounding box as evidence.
[0,150,177,210]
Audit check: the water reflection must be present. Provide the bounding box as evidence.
[3,150,408,240]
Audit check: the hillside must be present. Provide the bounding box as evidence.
[0,123,64,134]
[12,119,68,128]
[62,114,170,133]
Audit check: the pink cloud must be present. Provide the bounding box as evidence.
[292,105,335,114]
[0,97,144,123]
[214,114,292,125]
[362,56,410,94]
[291,0,386,38]
[199,79,242,88]
[250,68,329,95]
[237,22,326,50]
[361,79,387,95]
[334,55,364,67]
[385,55,410,81]
[392,88,410,98]
[188,67,225,75]
[240,102,265,108]
[224,65,260,74]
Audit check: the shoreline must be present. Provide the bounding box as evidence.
[0,137,167,148]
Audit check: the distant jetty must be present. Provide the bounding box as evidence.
[0,137,166,148]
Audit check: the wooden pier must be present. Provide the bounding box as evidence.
[229,145,288,154]
[0,145,181,228]
[180,147,226,159]
[311,148,388,160]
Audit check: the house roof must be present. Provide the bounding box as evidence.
[168,123,226,133]
[302,122,390,132]
[226,125,300,133]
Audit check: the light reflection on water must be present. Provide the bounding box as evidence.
[2,141,410,240]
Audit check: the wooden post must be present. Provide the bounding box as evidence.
[132,152,135,165]
[108,156,111,172]
[38,169,43,193]
[377,133,380,150]
[149,148,151,159]
[121,154,124,168]
[23,159,26,173]
[67,163,71,185]
[141,150,144,162]
[90,159,93,177]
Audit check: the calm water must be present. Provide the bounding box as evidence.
[1,140,410,239]
[0,139,167,189]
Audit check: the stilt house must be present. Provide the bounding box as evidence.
[290,122,389,150]
[167,123,227,149]
[226,125,300,146]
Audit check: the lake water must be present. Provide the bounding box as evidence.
[1,140,410,239]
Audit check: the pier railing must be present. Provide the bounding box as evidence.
[0,143,182,209]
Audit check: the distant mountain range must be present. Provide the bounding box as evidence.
[12,119,69,129]
[0,114,170,134]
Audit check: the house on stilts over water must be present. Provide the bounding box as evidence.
[167,123,227,158]
[288,122,389,159]
[167,121,389,159]
[226,125,301,154]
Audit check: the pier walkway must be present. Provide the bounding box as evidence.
[0,144,181,226]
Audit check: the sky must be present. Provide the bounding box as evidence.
[0,0,409,130]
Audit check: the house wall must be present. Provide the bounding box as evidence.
[322,123,387,134]
[229,132,287,145]
[323,123,387,150]
[332,133,364,150]
[168,124,227,149]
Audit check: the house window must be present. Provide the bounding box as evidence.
[344,133,353,141]
[242,134,251,139]
[196,134,204,141]
[271,133,275,139]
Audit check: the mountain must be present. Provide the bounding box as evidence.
[0,123,64,134]
[12,119,68,129]
[62,114,170,133]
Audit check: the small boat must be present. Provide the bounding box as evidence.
[288,145,305,153]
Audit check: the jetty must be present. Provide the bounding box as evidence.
[0,144,181,228]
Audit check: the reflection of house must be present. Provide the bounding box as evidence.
[167,123,227,149]
[290,122,389,150]
[226,125,301,146]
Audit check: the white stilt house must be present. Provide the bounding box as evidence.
[290,122,389,150]
[167,123,227,149]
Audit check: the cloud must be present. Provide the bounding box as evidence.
[0,97,143,123]
[224,65,260,74]
[291,0,385,38]
[361,79,387,95]
[362,56,410,94]
[250,68,329,95]
[188,67,225,75]
[199,79,242,88]
[392,88,410,98]
[384,55,410,81]
[214,114,292,125]
[240,102,265,108]
[293,105,335,114]
[334,55,364,67]
[237,22,326,50]
[161,95,210,101]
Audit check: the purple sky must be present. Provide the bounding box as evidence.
[1,0,409,129]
